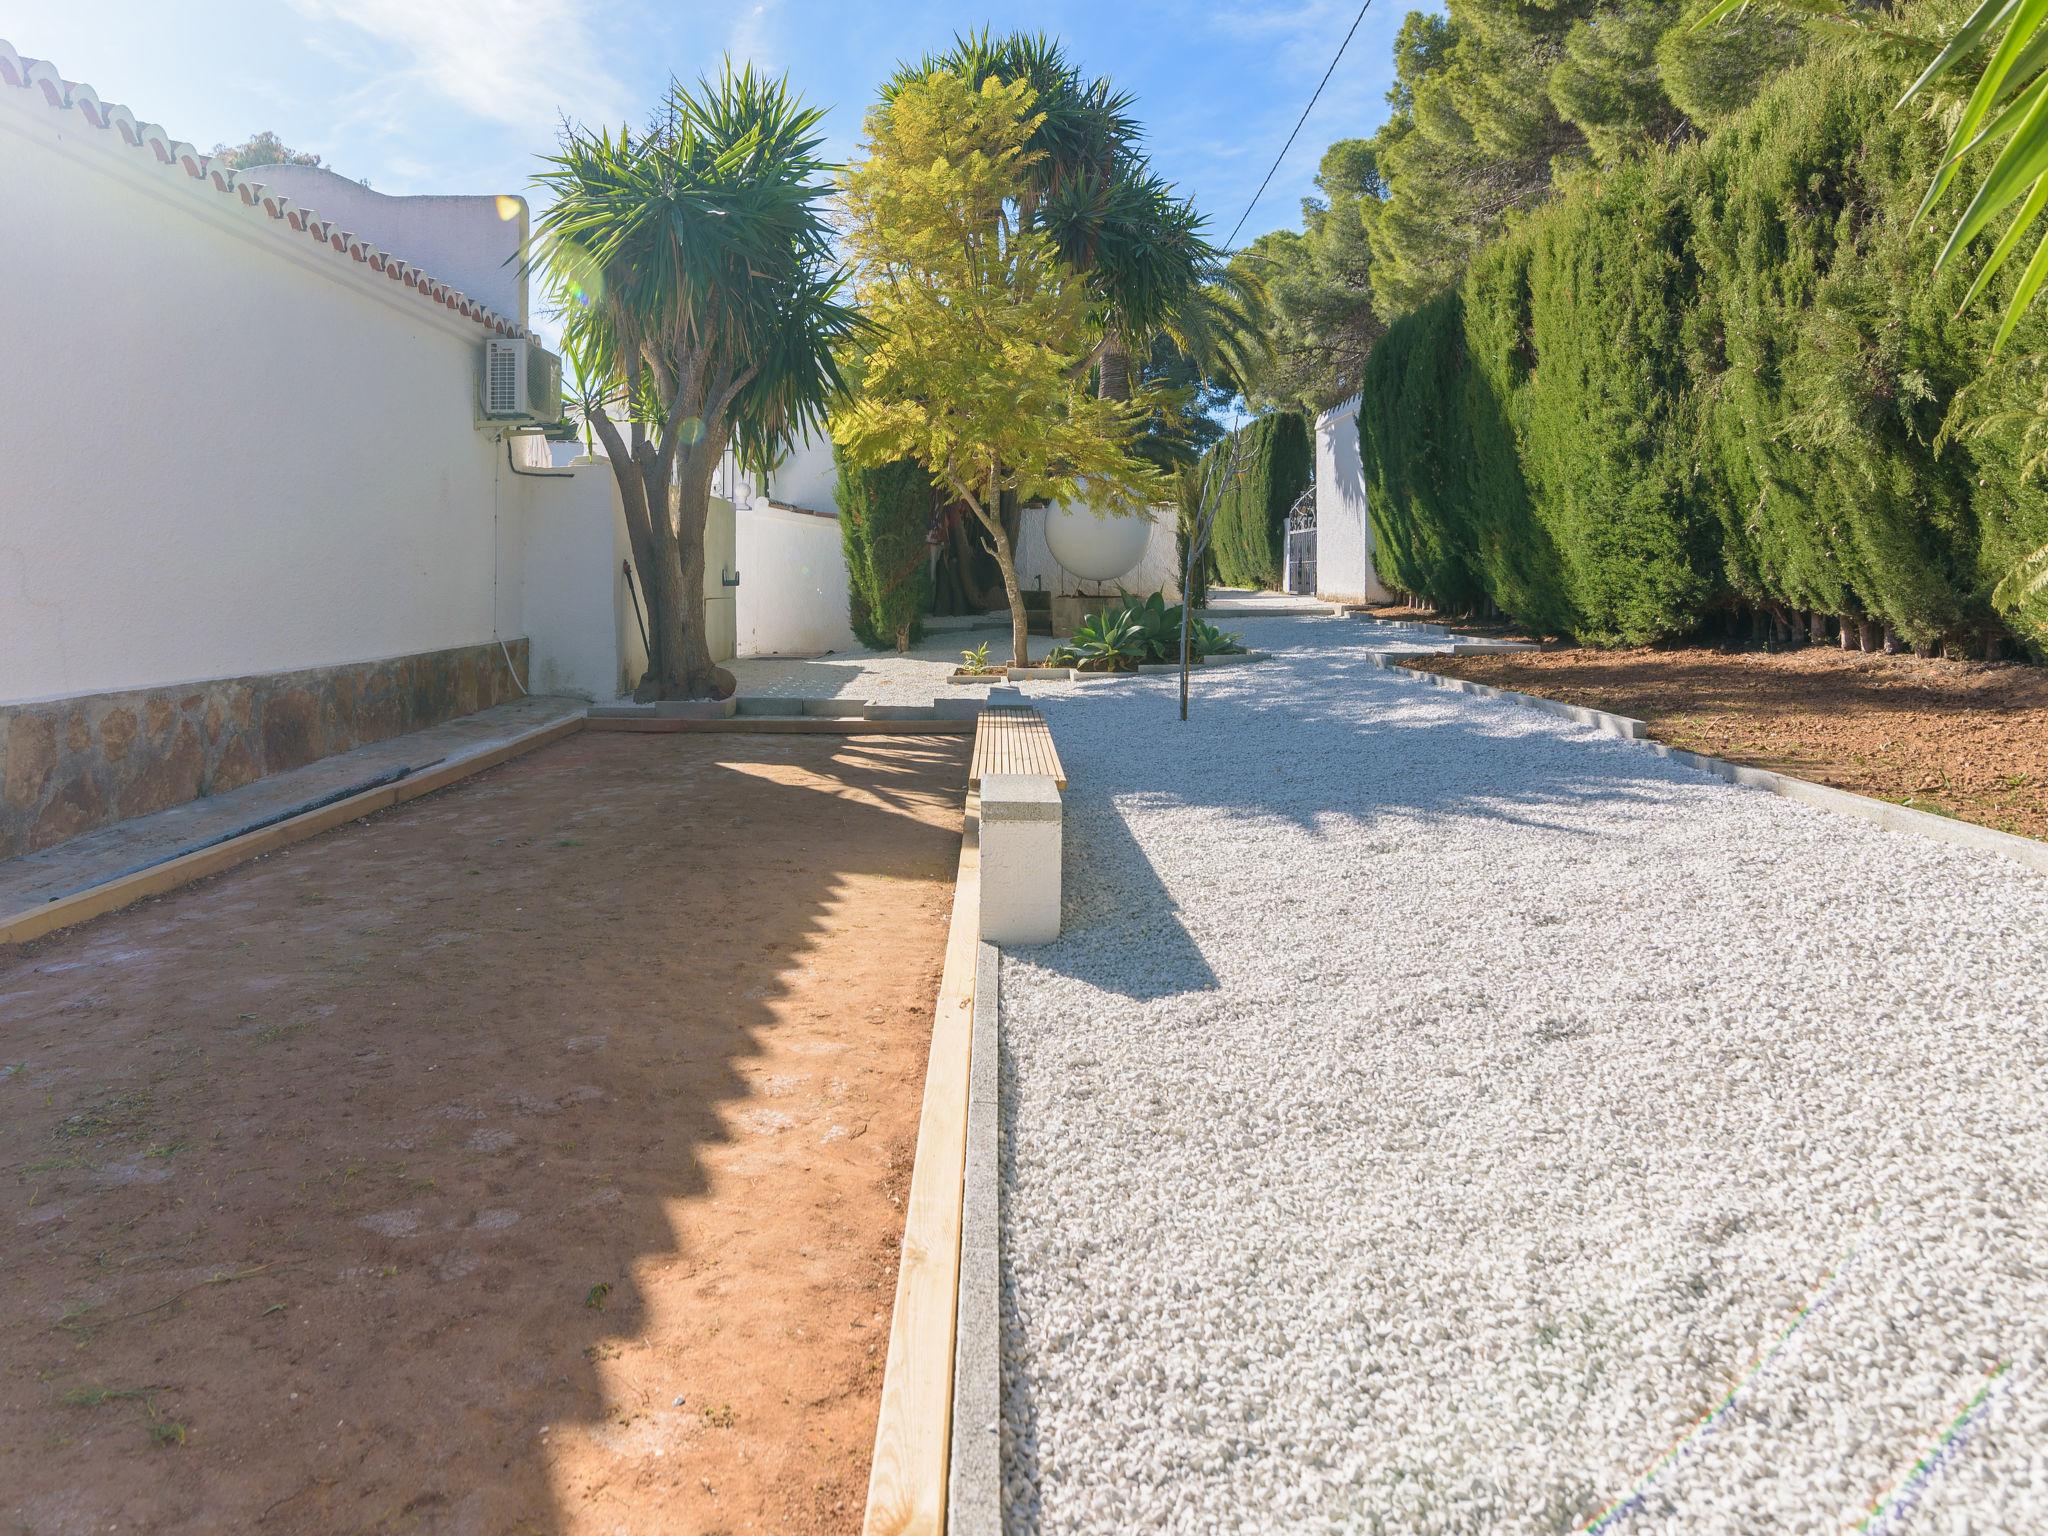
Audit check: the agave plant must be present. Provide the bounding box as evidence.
[1187,618,1245,658]
[1110,590,1185,661]
[1070,609,1147,670]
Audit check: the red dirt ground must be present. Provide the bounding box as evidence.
[1406,645,2048,841]
[0,730,969,1536]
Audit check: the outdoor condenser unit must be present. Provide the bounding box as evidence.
[478,337,563,425]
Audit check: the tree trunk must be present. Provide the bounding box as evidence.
[667,448,736,699]
[1097,338,1131,402]
[946,512,1006,613]
[584,407,663,696]
[970,500,1030,668]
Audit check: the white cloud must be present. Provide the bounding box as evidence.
[292,0,631,134]
[725,0,784,74]
[1205,0,1375,78]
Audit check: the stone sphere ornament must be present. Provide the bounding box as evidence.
[1043,500,1151,584]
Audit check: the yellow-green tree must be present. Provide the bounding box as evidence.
[833,71,1163,665]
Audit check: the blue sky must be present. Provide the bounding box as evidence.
[2,0,1410,319]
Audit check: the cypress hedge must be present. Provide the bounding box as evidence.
[1206,411,1312,591]
[1358,45,2048,655]
[835,451,933,651]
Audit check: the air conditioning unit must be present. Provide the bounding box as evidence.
[478,338,563,425]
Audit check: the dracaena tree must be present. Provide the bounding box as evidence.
[533,67,857,700]
[834,71,1164,666]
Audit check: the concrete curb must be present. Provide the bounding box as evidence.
[1375,656,2048,877]
[947,942,1003,1536]
[1370,653,1648,739]
[1346,616,1452,636]
[1347,616,1539,654]
[587,697,738,721]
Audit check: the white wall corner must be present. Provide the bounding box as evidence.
[1314,396,1393,605]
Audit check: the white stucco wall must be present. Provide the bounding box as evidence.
[519,462,646,700]
[232,164,528,325]
[1314,396,1394,605]
[736,503,859,656]
[0,80,616,707]
[764,428,838,516]
[1015,503,1182,602]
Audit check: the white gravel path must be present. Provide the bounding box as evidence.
[996,613,2048,1535]
[725,623,1004,703]
[721,590,1310,703]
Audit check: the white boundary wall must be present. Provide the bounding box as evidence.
[736,502,859,657]
[1315,396,1394,605]
[0,75,638,706]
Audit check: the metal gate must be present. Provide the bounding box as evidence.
[1283,483,1317,596]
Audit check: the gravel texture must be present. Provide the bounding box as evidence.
[997,613,2048,1535]
[726,622,1007,703]
[721,591,1302,704]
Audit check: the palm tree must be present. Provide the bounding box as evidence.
[888,32,1264,400]
[1041,163,1267,401]
[532,67,857,699]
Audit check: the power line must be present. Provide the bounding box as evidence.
[1223,0,1375,253]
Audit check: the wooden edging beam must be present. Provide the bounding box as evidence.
[0,716,586,948]
[864,783,983,1535]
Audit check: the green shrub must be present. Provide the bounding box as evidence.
[1205,411,1312,590]
[1358,292,1490,615]
[834,451,933,651]
[1356,42,2048,655]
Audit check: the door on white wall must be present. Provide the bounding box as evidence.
[1283,484,1317,596]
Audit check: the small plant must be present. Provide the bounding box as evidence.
[1078,594,1246,664]
[1071,609,1147,671]
[958,642,1001,675]
[1115,591,1184,662]
[1187,618,1244,658]
[1042,643,1081,667]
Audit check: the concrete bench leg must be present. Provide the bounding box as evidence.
[978,773,1062,946]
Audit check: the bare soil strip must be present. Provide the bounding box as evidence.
[0,731,968,1536]
[1404,645,2048,841]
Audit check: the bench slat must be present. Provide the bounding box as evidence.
[969,706,1067,790]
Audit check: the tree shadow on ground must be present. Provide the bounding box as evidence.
[0,730,969,1536]
[1005,637,1732,1002]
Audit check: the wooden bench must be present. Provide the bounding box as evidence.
[968,706,1067,790]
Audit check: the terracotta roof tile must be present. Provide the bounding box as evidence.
[0,38,525,338]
